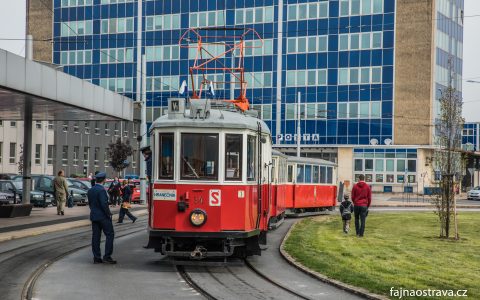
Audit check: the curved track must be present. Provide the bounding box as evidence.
[0,219,147,300]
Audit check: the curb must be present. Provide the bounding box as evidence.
[371,205,480,208]
[279,220,389,300]
[0,209,148,243]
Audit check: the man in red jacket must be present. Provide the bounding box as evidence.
[351,174,371,237]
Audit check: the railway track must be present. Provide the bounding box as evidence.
[176,259,316,300]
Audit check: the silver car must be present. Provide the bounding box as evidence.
[467,186,480,200]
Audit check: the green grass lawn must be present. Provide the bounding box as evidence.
[284,212,480,299]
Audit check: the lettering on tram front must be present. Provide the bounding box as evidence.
[209,189,221,206]
[153,189,177,201]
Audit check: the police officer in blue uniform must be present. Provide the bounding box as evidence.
[88,172,116,264]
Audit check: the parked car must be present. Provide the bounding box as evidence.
[30,175,88,206]
[0,180,54,207]
[0,191,15,205]
[68,178,91,191]
[467,186,480,200]
[0,173,16,180]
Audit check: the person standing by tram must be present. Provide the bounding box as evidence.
[140,146,153,181]
[88,172,116,264]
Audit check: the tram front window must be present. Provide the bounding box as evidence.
[158,133,174,179]
[225,134,243,181]
[181,133,219,180]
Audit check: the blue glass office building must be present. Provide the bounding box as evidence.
[52,0,464,192]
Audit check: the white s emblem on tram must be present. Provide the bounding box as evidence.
[209,190,221,206]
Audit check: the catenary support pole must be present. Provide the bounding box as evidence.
[140,55,147,204]
[296,91,301,157]
[23,35,34,205]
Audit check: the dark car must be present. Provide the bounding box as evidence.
[0,180,54,207]
[0,173,16,180]
[68,178,91,191]
[30,175,88,206]
[0,191,15,205]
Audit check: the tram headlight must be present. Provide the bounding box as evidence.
[189,209,207,227]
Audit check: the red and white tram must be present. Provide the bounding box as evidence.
[146,99,272,259]
[285,156,337,216]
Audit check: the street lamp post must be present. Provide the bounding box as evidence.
[296,91,301,157]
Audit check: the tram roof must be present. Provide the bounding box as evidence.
[150,108,271,134]
[287,156,337,167]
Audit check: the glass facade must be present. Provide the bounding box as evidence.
[52,0,396,147]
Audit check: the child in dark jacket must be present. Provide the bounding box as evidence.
[339,194,354,234]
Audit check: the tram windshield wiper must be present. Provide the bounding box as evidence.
[183,157,200,179]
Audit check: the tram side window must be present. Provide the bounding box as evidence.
[320,166,326,183]
[287,165,293,183]
[271,158,277,182]
[305,165,312,183]
[247,135,256,181]
[326,166,333,184]
[158,133,174,179]
[181,133,219,180]
[225,134,243,181]
[297,164,305,183]
[313,166,320,183]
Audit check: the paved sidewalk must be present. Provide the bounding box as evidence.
[0,204,147,242]
[370,192,480,207]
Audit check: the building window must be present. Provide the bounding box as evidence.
[99,77,134,93]
[337,101,382,119]
[287,2,329,21]
[189,10,225,28]
[47,145,54,165]
[104,148,110,166]
[35,121,42,129]
[145,76,180,92]
[94,147,100,167]
[73,146,79,165]
[235,6,274,25]
[9,143,16,164]
[94,121,100,135]
[10,121,16,127]
[84,121,90,134]
[0,121,2,126]
[83,147,89,165]
[100,48,134,64]
[48,121,54,130]
[73,121,79,133]
[338,67,382,85]
[0,142,2,163]
[114,123,119,136]
[60,50,93,66]
[62,121,68,132]
[234,72,272,89]
[339,0,383,16]
[35,144,41,165]
[101,0,134,3]
[145,45,180,61]
[132,150,137,169]
[105,123,110,135]
[145,13,181,31]
[100,17,134,34]
[338,32,382,51]
[123,130,128,138]
[61,20,93,37]
[61,0,92,7]
[62,145,68,166]
[251,104,273,121]
[287,35,328,54]
[286,69,327,87]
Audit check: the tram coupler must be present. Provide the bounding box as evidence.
[190,245,208,260]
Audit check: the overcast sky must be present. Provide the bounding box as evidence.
[0,0,479,122]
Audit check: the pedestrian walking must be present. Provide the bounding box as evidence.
[351,174,371,237]
[53,170,69,216]
[88,172,116,264]
[339,194,354,234]
[108,177,121,206]
[117,180,137,224]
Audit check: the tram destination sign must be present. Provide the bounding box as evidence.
[153,189,177,201]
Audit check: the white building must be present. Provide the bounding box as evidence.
[0,120,54,175]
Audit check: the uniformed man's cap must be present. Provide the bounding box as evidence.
[95,172,107,180]
[140,146,151,153]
